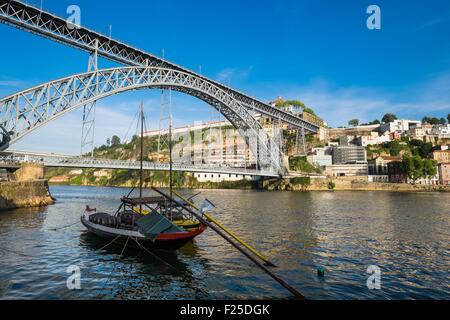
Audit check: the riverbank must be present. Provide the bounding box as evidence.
[49,179,256,190]
[48,177,450,193]
[47,169,257,190]
[263,177,450,192]
[0,180,54,210]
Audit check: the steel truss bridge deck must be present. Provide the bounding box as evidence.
[1,151,279,177]
[0,0,320,133]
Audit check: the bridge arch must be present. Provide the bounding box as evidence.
[0,67,284,175]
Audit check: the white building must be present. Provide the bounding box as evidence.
[428,125,450,139]
[408,127,425,139]
[325,163,369,177]
[194,172,254,183]
[307,147,333,167]
[380,120,422,134]
[93,169,111,178]
[357,132,391,146]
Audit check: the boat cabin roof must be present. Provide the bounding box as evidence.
[121,196,166,206]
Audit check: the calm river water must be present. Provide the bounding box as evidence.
[0,186,449,300]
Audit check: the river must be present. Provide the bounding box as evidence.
[0,186,449,300]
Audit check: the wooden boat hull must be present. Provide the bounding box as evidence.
[81,216,206,250]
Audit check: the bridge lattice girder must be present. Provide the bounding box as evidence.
[0,67,285,175]
[1,153,279,178]
[0,0,320,133]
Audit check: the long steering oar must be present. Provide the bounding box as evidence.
[172,190,276,267]
[152,187,305,299]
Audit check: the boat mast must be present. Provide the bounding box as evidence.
[140,101,144,209]
[169,91,173,217]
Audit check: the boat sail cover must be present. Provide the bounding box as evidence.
[136,212,184,241]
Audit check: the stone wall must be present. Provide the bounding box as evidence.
[308,178,449,192]
[13,164,44,181]
[0,180,54,210]
[263,176,449,192]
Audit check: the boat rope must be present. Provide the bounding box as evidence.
[97,236,131,297]
[131,237,183,273]
[48,220,80,231]
[97,235,121,252]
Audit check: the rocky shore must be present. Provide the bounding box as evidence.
[0,180,54,210]
[263,176,450,192]
[0,164,54,211]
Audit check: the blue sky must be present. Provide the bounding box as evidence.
[1,0,449,154]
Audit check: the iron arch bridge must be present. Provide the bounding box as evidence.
[0,0,321,133]
[0,0,322,177]
[0,67,285,175]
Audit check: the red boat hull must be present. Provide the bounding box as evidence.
[81,216,206,251]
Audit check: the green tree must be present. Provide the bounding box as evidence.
[418,142,433,158]
[424,117,440,125]
[106,138,111,147]
[447,114,450,124]
[286,100,306,109]
[275,99,317,116]
[422,159,437,179]
[111,135,121,147]
[400,155,424,184]
[382,113,397,123]
[439,118,447,125]
[303,107,316,116]
[387,140,402,156]
[348,119,360,127]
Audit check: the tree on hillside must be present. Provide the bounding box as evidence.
[348,119,360,127]
[303,107,317,116]
[431,117,440,125]
[447,114,450,124]
[439,118,447,125]
[106,138,111,147]
[386,140,403,156]
[382,113,397,123]
[400,155,437,184]
[409,139,433,158]
[286,100,306,109]
[111,135,121,147]
[423,116,440,125]
[400,155,423,184]
[423,159,437,179]
[275,99,317,116]
[370,119,381,125]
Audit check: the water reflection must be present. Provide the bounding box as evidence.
[0,186,449,300]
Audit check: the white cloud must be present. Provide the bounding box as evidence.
[417,17,446,31]
[0,80,25,87]
[216,66,253,84]
[256,72,450,127]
